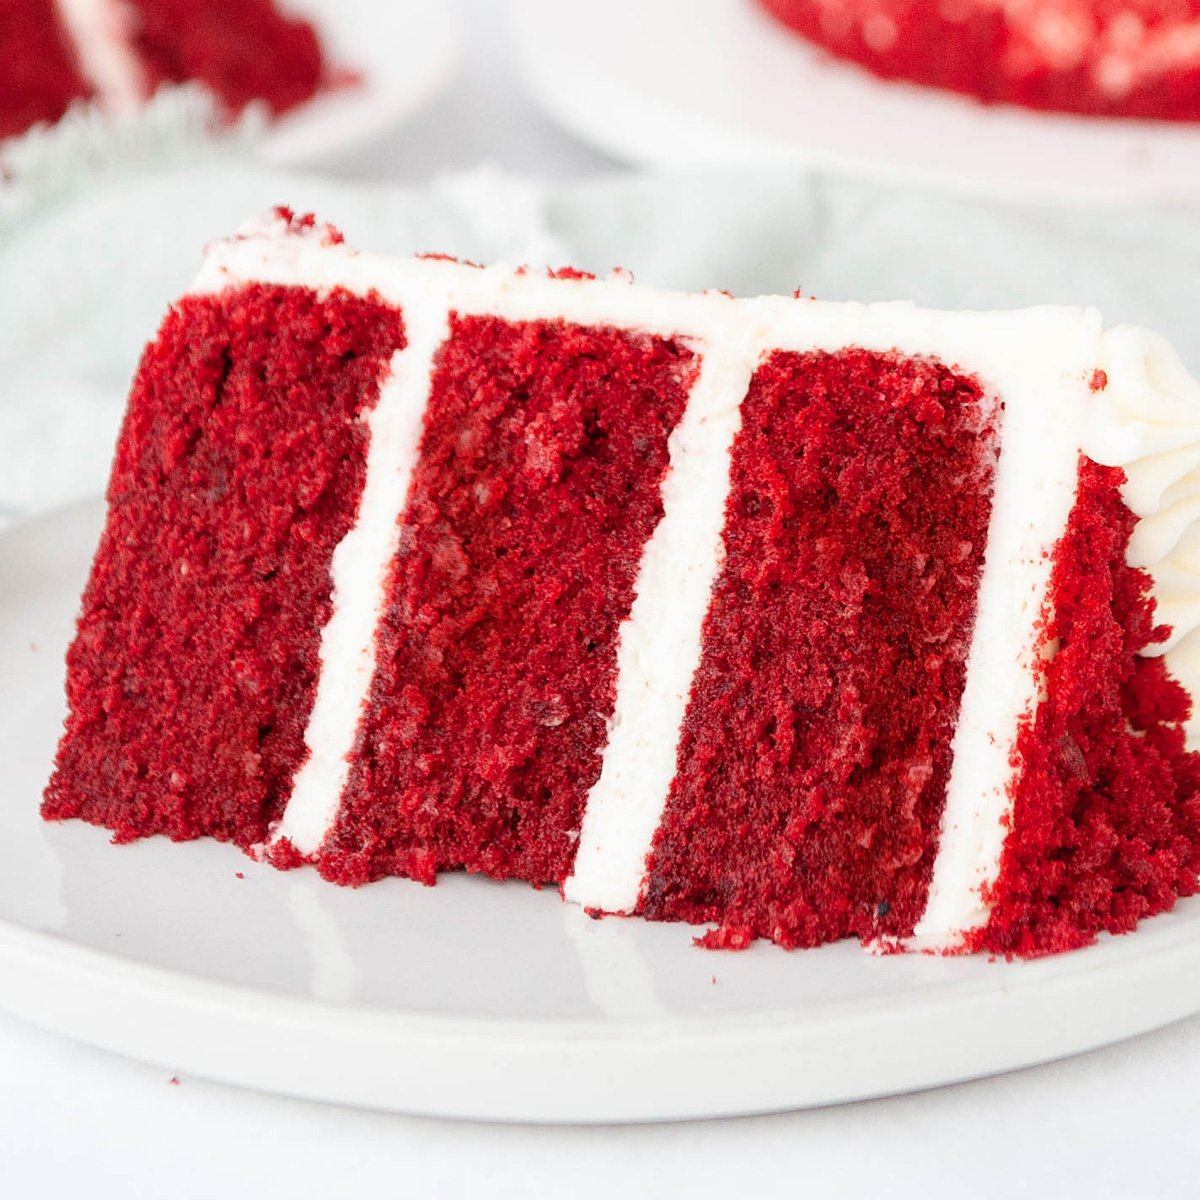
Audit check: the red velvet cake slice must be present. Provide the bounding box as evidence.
[759,0,1200,121]
[44,210,1200,957]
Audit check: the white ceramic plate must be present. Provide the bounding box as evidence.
[261,0,460,168]
[511,0,1200,205]
[5,499,1200,1123]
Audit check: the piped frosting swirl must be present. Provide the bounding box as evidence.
[1088,327,1200,745]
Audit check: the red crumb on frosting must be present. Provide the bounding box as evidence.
[319,317,695,888]
[982,460,1200,956]
[418,252,480,267]
[1090,369,1109,392]
[641,349,1000,949]
[269,206,344,245]
[43,285,405,848]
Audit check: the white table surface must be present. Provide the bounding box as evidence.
[5,2,1200,1194]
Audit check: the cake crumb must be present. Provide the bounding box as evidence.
[696,925,753,951]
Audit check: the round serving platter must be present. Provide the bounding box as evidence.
[512,0,1200,205]
[3,499,1200,1123]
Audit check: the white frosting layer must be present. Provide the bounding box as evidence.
[1089,327,1200,749]
[563,333,753,913]
[188,214,1200,950]
[273,321,447,855]
[54,0,145,116]
[907,315,1100,951]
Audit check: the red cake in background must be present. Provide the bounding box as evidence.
[0,0,327,141]
[41,211,1200,957]
[758,0,1200,121]
[0,0,92,139]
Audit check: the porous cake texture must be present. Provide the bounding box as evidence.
[44,210,1200,956]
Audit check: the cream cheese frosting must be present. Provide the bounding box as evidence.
[272,316,450,857]
[189,214,1200,949]
[1090,326,1200,749]
[563,331,753,913]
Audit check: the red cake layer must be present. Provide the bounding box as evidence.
[0,0,93,139]
[125,0,326,118]
[640,349,1000,949]
[319,317,696,887]
[759,0,1200,121]
[982,461,1200,955]
[43,285,405,847]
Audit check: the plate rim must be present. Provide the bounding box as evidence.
[510,0,1200,206]
[5,897,1200,1123]
[5,498,1200,1123]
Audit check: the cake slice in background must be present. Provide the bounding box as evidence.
[758,0,1200,122]
[0,0,95,139]
[0,0,327,141]
[42,209,1200,957]
[112,0,326,120]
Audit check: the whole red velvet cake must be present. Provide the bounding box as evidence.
[758,0,1200,121]
[42,210,1200,956]
[0,0,326,140]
